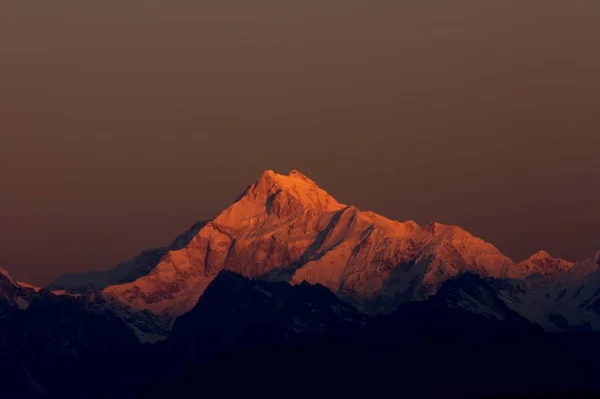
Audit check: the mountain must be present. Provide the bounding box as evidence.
[0,286,144,398]
[2,265,168,346]
[516,250,575,278]
[163,270,367,366]
[42,169,600,340]
[3,256,600,398]
[0,267,40,312]
[500,250,600,331]
[103,169,526,319]
[47,221,207,293]
[134,271,537,397]
[361,273,600,398]
[4,169,600,398]
[47,248,169,294]
[137,271,600,399]
[2,267,598,398]
[427,272,537,323]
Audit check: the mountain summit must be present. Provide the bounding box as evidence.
[102,170,527,318]
[222,169,344,222]
[516,250,575,277]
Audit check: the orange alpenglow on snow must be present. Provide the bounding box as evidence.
[516,250,575,277]
[103,170,554,318]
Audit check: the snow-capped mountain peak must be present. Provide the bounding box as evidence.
[102,169,531,319]
[516,250,574,277]
[224,169,344,221]
[528,250,553,261]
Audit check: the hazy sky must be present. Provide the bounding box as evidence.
[1,1,599,285]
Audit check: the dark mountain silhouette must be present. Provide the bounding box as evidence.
[3,268,600,398]
[0,290,142,398]
[132,271,600,399]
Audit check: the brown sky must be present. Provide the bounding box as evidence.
[1,0,599,285]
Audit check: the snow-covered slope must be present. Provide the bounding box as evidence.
[48,248,169,294]
[48,221,207,293]
[1,266,167,342]
[515,250,575,278]
[104,169,526,318]
[500,250,600,331]
[433,273,529,322]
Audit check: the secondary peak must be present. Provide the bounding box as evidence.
[529,250,552,261]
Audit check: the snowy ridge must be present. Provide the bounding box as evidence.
[48,221,207,293]
[515,250,575,278]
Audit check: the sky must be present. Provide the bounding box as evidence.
[1,1,599,285]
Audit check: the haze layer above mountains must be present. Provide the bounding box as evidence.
[1,0,600,284]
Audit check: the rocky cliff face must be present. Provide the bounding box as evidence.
[103,169,526,318]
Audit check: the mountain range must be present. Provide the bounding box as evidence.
[3,169,600,398]
[49,169,600,331]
